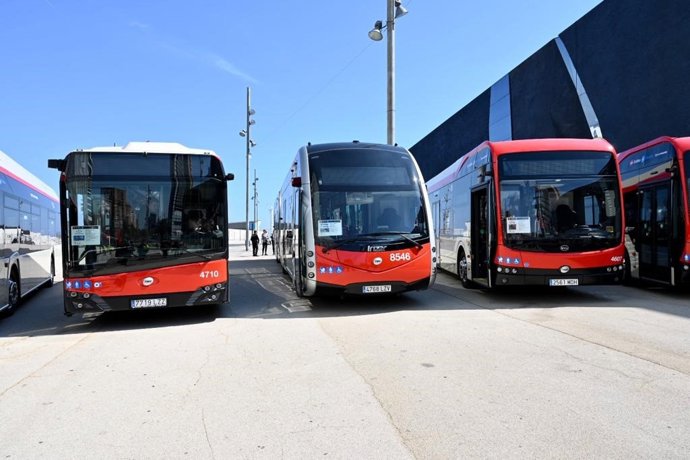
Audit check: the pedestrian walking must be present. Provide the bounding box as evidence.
[261,229,268,255]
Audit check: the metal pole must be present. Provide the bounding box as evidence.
[253,169,258,231]
[245,87,251,251]
[386,0,395,145]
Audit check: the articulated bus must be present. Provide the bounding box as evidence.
[48,142,234,316]
[426,138,626,289]
[618,136,690,286]
[274,141,436,296]
[1,150,59,316]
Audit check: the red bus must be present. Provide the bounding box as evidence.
[426,138,626,288]
[618,136,690,286]
[48,142,234,315]
[274,141,436,296]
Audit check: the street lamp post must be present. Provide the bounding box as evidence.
[239,87,256,251]
[368,0,407,145]
[252,169,259,231]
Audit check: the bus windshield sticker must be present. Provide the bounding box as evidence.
[71,225,101,246]
[604,190,617,217]
[318,219,343,237]
[346,192,374,205]
[506,217,530,234]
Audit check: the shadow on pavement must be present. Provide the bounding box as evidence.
[3,253,689,338]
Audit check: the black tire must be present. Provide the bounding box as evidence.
[294,259,305,298]
[47,257,55,287]
[458,250,474,289]
[6,270,20,315]
[622,250,632,285]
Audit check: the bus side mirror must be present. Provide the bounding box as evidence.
[225,173,235,181]
[291,177,302,187]
[48,159,65,171]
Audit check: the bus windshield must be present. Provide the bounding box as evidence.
[64,152,227,276]
[308,148,429,250]
[498,151,622,252]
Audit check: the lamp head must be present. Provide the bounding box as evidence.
[395,1,408,18]
[368,20,383,41]
[239,130,247,137]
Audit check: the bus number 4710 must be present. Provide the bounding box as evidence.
[200,270,221,278]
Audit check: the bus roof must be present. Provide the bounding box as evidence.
[618,136,690,160]
[426,138,616,192]
[0,149,59,202]
[71,141,218,157]
[304,141,410,155]
[488,138,615,155]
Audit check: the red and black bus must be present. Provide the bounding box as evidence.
[49,142,234,315]
[426,138,626,289]
[274,141,436,296]
[618,136,690,286]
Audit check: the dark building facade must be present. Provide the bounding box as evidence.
[411,0,690,180]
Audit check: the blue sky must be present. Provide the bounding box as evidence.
[1,0,602,228]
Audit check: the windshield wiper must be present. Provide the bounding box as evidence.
[170,247,213,260]
[322,237,361,254]
[364,232,423,249]
[74,245,134,265]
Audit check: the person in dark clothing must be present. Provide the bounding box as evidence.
[250,230,260,256]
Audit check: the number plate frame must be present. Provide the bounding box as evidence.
[549,278,579,287]
[131,298,168,308]
[362,285,392,294]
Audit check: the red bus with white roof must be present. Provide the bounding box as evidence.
[618,136,690,286]
[49,142,234,315]
[426,138,625,289]
[274,141,436,296]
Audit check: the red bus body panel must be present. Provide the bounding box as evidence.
[315,244,432,287]
[64,259,228,296]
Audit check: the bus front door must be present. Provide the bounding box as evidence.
[470,184,492,288]
[638,183,672,283]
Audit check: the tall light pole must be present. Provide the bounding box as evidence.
[252,169,259,231]
[239,87,256,251]
[369,0,407,145]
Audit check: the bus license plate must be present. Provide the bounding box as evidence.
[131,298,168,308]
[549,279,578,286]
[363,285,392,294]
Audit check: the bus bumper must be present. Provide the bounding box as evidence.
[492,266,624,287]
[63,284,228,314]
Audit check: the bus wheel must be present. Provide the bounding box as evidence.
[7,271,20,315]
[47,257,55,287]
[622,250,632,285]
[293,259,305,297]
[457,251,473,289]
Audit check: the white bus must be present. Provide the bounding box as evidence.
[1,149,59,316]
